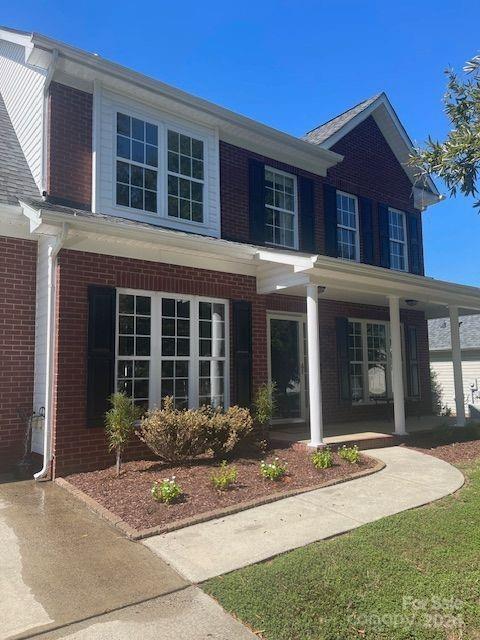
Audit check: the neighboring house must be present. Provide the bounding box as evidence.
[429,315,480,417]
[1,25,480,478]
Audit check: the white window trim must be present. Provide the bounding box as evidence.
[348,319,393,405]
[336,191,360,262]
[115,288,230,410]
[388,207,408,272]
[264,166,299,250]
[104,93,219,236]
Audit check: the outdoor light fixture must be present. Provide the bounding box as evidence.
[405,299,418,307]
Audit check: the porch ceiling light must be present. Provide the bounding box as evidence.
[405,299,418,307]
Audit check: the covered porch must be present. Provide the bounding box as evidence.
[270,414,459,450]
[256,250,480,448]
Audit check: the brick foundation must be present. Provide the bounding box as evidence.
[0,236,37,471]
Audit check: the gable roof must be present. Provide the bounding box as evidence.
[304,94,382,145]
[429,315,480,351]
[0,93,39,205]
[304,92,441,208]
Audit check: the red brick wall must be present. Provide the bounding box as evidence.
[0,237,37,471]
[47,82,93,209]
[220,117,424,274]
[53,249,268,475]
[53,249,431,475]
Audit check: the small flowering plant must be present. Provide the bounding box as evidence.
[151,476,183,504]
[211,460,238,491]
[260,457,287,481]
[338,444,360,464]
[312,446,333,469]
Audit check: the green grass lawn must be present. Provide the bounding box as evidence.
[203,460,480,640]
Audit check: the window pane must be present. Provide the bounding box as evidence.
[116,113,158,213]
[117,113,130,136]
[264,168,296,248]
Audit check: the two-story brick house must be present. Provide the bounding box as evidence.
[1,25,479,478]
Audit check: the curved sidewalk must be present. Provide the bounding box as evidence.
[143,446,465,583]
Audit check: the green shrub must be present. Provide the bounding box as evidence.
[253,382,276,430]
[137,397,253,463]
[260,457,287,480]
[137,397,210,463]
[207,405,253,457]
[338,444,360,464]
[151,476,183,504]
[105,392,142,477]
[312,446,333,469]
[211,460,238,491]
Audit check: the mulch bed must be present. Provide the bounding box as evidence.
[66,443,376,532]
[406,427,480,465]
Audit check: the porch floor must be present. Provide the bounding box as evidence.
[270,415,458,449]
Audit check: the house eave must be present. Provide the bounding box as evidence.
[20,32,343,176]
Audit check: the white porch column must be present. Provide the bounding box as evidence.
[306,284,324,446]
[388,296,406,435]
[449,305,466,426]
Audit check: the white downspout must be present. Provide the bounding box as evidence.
[34,223,68,481]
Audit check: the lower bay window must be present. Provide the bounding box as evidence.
[116,290,228,410]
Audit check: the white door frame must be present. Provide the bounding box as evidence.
[267,311,308,424]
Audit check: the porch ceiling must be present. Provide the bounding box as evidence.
[256,250,480,320]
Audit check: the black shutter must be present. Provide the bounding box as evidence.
[323,184,338,257]
[359,196,374,264]
[407,212,422,275]
[86,285,116,427]
[298,176,316,253]
[404,325,420,398]
[249,159,266,245]
[378,203,390,268]
[232,300,252,407]
[336,317,351,402]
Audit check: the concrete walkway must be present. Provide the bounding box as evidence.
[0,479,255,640]
[144,446,465,582]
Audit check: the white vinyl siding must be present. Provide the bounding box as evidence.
[430,354,480,416]
[0,39,46,190]
[97,89,220,237]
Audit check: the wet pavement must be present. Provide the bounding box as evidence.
[0,479,187,639]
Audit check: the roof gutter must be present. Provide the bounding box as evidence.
[28,33,342,171]
[34,222,68,481]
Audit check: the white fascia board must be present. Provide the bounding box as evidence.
[311,254,480,311]
[317,93,440,205]
[0,203,32,239]
[28,34,342,175]
[20,202,259,270]
[255,249,317,270]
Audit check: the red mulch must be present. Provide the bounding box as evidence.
[66,444,376,531]
[406,428,480,465]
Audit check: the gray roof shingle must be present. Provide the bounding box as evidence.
[0,93,39,205]
[428,315,480,351]
[303,94,382,146]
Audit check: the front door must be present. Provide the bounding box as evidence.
[268,315,307,422]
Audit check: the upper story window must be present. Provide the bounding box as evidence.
[167,130,204,223]
[336,192,359,261]
[388,208,408,271]
[265,167,297,249]
[116,113,158,213]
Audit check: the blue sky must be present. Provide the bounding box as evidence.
[2,1,478,285]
